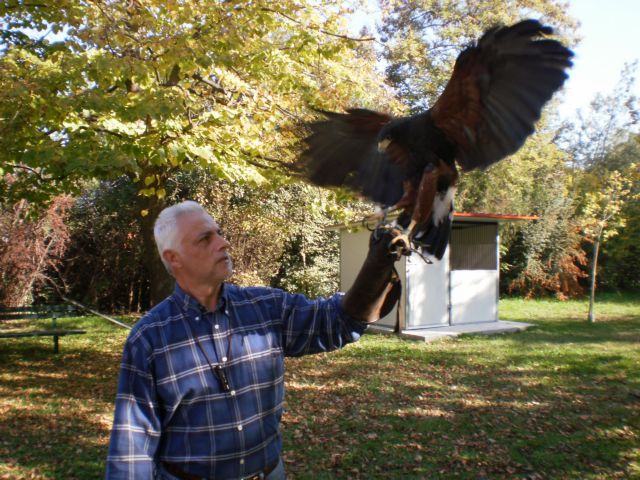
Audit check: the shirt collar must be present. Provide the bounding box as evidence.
[172,283,229,320]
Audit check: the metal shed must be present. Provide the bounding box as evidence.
[339,213,536,340]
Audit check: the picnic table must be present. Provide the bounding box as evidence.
[0,304,86,353]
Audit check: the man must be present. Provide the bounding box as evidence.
[106,200,402,479]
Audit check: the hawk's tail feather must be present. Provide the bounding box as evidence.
[412,211,453,260]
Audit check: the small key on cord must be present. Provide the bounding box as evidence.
[214,365,231,392]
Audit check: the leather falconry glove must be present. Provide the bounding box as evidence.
[341,227,406,324]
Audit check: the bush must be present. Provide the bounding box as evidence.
[0,193,73,306]
[60,173,345,311]
[62,178,148,312]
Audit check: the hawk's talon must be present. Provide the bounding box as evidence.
[389,232,411,258]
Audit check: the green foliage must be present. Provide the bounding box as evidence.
[560,65,640,302]
[599,188,640,291]
[583,161,640,292]
[59,170,368,306]
[456,129,570,215]
[0,0,396,205]
[62,178,148,312]
[503,187,587,299]
[1,1,400,304]
[560,62,639,173]
[597,138,640,292]
[582,168,636,242]
[272,224,340,298]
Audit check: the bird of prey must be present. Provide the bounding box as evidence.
[296,19,573,260]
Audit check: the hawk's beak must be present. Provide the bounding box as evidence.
[378,138,391,153]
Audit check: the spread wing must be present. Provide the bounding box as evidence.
[431,19,573,171]
[296,109,408,206]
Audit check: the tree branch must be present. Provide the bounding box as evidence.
[261,7,376,42]
[192,72,226,95]
[3,3,48,8]
[78,126,127,139]
[240,151,294,171]
[5,163,46,182]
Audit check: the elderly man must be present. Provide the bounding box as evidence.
[106,200,402,480]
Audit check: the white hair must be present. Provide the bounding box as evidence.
[154,200,208,274]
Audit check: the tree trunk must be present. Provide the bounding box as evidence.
[136,194,174,309]
[587,233,601,323]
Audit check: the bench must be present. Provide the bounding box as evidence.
[0,304,86,353]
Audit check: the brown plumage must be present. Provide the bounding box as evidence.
[296,20,573,259]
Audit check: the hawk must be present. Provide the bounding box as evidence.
[296,20,573,259]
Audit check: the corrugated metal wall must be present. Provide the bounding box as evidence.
[450,224,497,271]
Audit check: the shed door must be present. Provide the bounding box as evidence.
[405,247,449,328]
[449,223,498,325]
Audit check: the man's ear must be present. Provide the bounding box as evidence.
[162,249,180,270]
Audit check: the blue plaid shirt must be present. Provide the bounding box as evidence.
[106,283,366,479]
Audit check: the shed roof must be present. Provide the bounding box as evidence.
[453,212,538,223]
[331,212,538,230]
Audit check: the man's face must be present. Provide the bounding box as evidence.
[170,210,233,285]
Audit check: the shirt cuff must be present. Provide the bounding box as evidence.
[334,292,368,339]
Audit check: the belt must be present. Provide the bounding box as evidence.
[162,460,279,480]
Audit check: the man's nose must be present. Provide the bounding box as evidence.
[218,237,231,249]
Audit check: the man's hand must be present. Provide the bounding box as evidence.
[341,227,404,324]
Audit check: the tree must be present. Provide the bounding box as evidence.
[499,157,587,299]
[582,166,638,322]
[559,65,639,316]
[62,177,148,312]
[561,62,639,175]
[0,190,73,306]
[598,136,640,292]
[0,1,397,305]
[379,0,577,112]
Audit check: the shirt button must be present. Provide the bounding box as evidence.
[237,425,243,431]
[230,390,236,396]
[239,459,245,465]
[222,356,228,362]
[214,324,220,330]
[194,316,200,321]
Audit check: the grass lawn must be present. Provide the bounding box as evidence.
[0,294,638,479]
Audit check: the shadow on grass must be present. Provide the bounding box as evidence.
[282,335,639,479]
[0,342,121,404]
[0,331,123,479]
[501,319,640,346]
[1,312,638,479]
[0,408,109,480]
